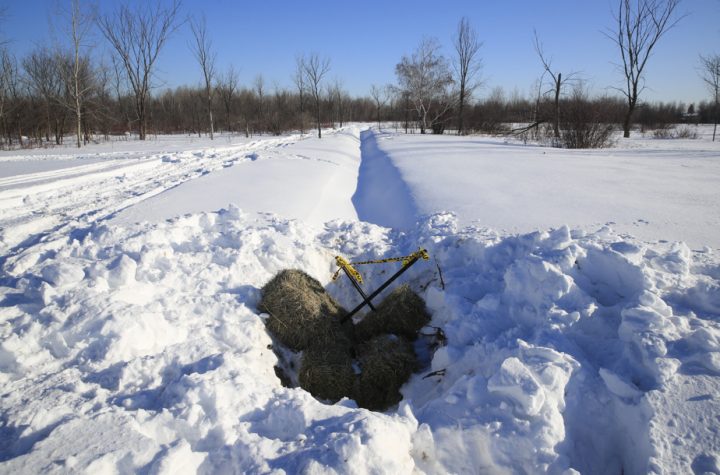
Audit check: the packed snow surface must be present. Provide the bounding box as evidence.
[1,127,719,474]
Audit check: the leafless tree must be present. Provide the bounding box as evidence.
[254,74,265,132]
[0,48,15,144]
[302,53,331,138]
[699,54,720,141]
[110,54,132,134]
[395,38,454,134]
[327,78,346,128]
[217,65,238,133]
[22,48,65,143]
[533,30,578,140]
[607,0,683,138]
[97,0,182,140]
[190,15,216,139]
[293,55,306,133]
[370,84,389,129]
[59,0,95,147]
[453,17,482,135]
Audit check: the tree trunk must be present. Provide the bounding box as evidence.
[75,64,82,148]
[225,104,231,133]
[76,100,82,148]
[299,91,305,134]
[458,84,465,135]
[46,103,51,143]
[554,73,561,139]
[316,103,322,139]
[623,89,638,138]
[55,118,62,145]
[207,90,214,140]
[623,104,634,138]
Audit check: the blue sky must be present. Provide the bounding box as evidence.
[2,0,719,105]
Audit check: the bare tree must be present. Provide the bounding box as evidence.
[328,78,346,128]
[110,54,132,134]
[190,15,216,139]
[607,0,683,138]
[0,48,15,144]
[453,17,482,135]
[23,48,65,144]
[254,74,266,133]
[217,65,238,133]
[395,38,454,134]
[699,54,720,141]
[370,84,389,129]
[533,30,578,140]
[293,55,306,133]
[61,0,95,147]
[302,53,331,138]
[97,0,182,140]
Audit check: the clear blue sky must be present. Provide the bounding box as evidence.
[2,0,719,105]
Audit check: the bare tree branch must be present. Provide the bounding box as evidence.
[533,30,579,139]
[302,53,330,138]
[97,0,182,139]
[189,14,216,139]
[453,17,482,135]
[606,0,684,137]
[699,53,720,141]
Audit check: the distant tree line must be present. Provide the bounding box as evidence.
[0,0,717,150]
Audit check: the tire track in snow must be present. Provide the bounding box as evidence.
[0,135,303,274]
[351,129,419,229]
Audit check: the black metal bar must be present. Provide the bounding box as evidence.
[342,266,377,312]
[340,255,421,323]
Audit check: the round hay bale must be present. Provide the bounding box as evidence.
[259,269,348,350]
[299,343,355,402]
[354,284,430,341]
[353,335,418,411]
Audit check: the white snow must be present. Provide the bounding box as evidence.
[367,128,720,249]
[1,126,719,474]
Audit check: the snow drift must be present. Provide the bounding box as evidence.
[1,207,718,473]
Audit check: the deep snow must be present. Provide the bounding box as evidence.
[1,126,719,474]
[368,129,720,249]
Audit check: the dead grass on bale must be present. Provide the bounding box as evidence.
[354,284,430,342]
[299,343,355,402]
[259,269,348,351]
[353,335,418,411]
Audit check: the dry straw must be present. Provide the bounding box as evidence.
[260,270,428,410]
[354,284,430,341]
[299,343,355,403]
[353,335,418,411]
[259,269,349,350]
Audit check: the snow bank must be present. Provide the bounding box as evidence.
[111,128,363,226]
[1,207,718,474]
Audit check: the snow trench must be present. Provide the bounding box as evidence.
[352,130,419,230]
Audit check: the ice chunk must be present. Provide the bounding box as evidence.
[41,262,85,287]
[107,254,138,288]
[599,368,643,399]
[488,357,545,416]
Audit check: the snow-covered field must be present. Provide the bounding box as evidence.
[1,126,719,474]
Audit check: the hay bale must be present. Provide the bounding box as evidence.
[353,335,418,411]
[259,269,348,350]
[299,343,355,402]
[354,284,430,341]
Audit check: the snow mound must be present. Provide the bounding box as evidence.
[1,209,718,474]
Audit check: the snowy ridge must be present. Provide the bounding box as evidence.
[1,206,718,473]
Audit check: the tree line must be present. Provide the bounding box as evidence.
[0,0,717,149]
